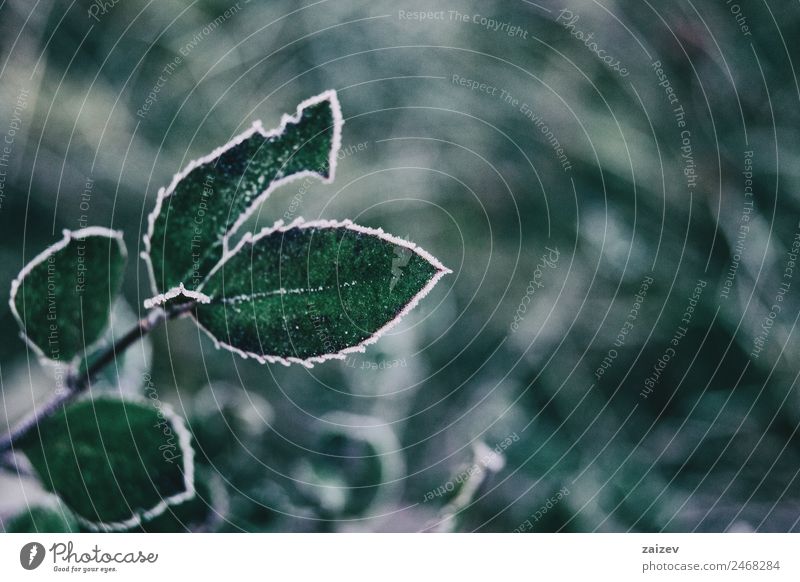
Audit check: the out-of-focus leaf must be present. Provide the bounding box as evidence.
[187,382,273,466]
[292,412,404,518]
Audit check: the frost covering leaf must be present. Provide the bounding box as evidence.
[9,227,126,362]
[18,396,194,531]
[192,219,450,366]
[143,91,343,306]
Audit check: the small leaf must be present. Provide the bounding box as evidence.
[18,396,195,531]
[9,227,127,363]
[143,91,343,307]
[192,219,450,366]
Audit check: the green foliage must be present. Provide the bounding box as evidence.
[18,397,194,531]
[143,90,447,363]
[9,228,126,362]
[5,0,800,535]
[194,221,448,364]
[6,503,79,533]
[2,90,449,533]
[145,92,342,301]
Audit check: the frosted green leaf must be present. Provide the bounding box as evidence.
[192,219,450,366]
[18,396,195,531]
[9,227,127,363]
[143,91,343,307]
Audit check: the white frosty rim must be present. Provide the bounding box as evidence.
[191,217,452,369]
[141,90,344,308]
[72,393,196,533]
[8,227,127,364]
[143,283,211,310]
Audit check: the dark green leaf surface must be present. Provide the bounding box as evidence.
[144,91,342,303]
[19,397,194,531]
[6,504,79,533]
[9,228,126,362]
[193,220,449,365]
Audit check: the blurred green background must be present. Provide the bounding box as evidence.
[1,0,800,532]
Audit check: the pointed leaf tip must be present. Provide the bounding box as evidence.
[143,91,343,306]
[191,219,449,366]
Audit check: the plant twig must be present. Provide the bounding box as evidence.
[0,302,195,457]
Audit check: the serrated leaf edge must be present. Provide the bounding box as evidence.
[8,227,127,364]
[191,217,451,368]
[142,283,211,309]
[61,394,196,533]
[141,90,344,309]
